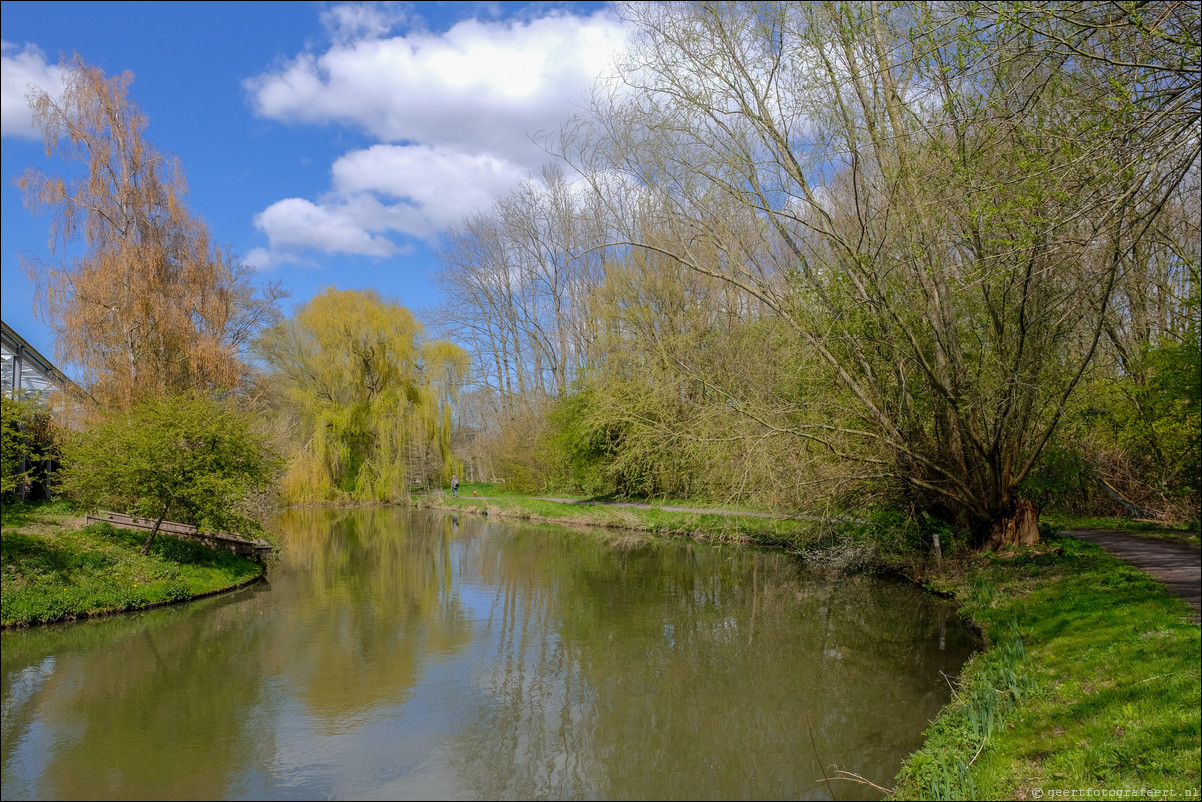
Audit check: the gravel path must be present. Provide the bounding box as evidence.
[1062,528,1201,618]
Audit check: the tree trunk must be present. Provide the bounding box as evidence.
[984,498,1040,551]
[140,507,169,555]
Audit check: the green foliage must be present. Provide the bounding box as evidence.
[434,3,1197,531]
[1098,336,1202,509]
[1,508,262,626]
[545,387,626,496]
[1,395,43,496]
[254,287,466,502]
[1028,328,1202,521]
[1020,445,1099,514]
[57,395,277,551]
[1144,336,1202,501]
[541,263,840,510]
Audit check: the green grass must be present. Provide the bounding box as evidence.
[450,481,537,499]
[1,501,264,627]
[891,533,1201,800]
[445,482,811,514]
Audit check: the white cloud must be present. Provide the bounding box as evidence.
[248,11,625,161]
[254,197,401,259]
[331,144,526,231]
[319,2,413,43]
[1,41,66,139]
[251,143,515,267]
[243,4,629,265]
[242,247,283,271]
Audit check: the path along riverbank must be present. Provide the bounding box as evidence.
[1064,528,1201,618]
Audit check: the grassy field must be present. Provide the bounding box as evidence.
[1,501,265,627]
[421,481,892,554]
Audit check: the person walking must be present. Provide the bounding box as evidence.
[451,474,459,498]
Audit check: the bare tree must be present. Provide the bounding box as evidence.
[432,168,618,487]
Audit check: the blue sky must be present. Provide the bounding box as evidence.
[2,1,627,368]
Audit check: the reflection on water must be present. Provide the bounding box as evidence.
[1,508,977,800]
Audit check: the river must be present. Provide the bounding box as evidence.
[1,507,977,800]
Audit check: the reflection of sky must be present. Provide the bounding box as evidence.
[1,657,55,734]
[229,626,498,800]
[231,560,523,800]
[4,719,49,800]
[453,581,498,625]
[1,657,81,801]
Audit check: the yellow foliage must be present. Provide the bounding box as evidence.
[255,287,462,502]
[18,56,283,408]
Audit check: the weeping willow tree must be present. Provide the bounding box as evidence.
[253,287,468,502]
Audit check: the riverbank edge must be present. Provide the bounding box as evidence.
[411,493,873,553]
[1,510,268,628]
[8,569,268,629]
[416,493,1201,800]
[2,566,266,629]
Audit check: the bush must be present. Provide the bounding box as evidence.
[1,396,48,497]
[58,394,279,553]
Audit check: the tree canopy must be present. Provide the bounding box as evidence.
[18,55,284,408]
[254,287,469,502]
[58,394,278,554]
[429,0,1200,541]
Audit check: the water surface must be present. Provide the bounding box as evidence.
[1,507,977,800]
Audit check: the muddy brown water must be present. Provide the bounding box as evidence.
[1,508,977,800]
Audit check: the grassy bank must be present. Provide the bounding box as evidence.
[1,501,265,627]
[891,533,1200,800]
[419,482,880,554]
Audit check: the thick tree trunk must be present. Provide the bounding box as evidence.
[984,498,1040,551]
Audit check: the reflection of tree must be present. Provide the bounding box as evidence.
[0,506,478,798]
[0,586,276,801]
[267,507,474,732]
[450,526,977,801]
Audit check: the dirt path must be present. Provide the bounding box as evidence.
[1062,529,1201,617]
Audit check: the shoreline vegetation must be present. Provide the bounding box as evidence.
[3,489,1198,800]
[1,501,265,628]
